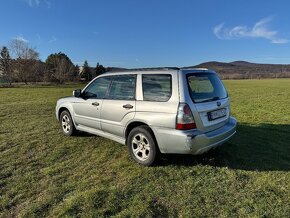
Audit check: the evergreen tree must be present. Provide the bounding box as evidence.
[81,60,92,81]
[45,52,75,83]
[0,46,12,85]
[73,64,80,81]
[95,62,106,76]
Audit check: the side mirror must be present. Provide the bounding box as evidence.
[73,89,82,98]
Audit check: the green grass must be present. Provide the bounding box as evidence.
[0,79,289,217]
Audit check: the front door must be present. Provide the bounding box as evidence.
[72,76,111,130]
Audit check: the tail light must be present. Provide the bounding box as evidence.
[176,103,196,130]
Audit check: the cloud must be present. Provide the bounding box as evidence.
[44,0,51,8]
[213,23,225,40]
[213,17,288,44]
[36,34,42,45]
[13,35,29,43]
[25,0,51,8]
[49,36,57,43]
[26,0,40,7]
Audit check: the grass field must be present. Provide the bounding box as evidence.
[0,79,289,217]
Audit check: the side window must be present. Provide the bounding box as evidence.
[142,74,172,102]
[108,75,136,100]
[83,77,111,99]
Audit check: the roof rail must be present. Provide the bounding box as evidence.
[181,67,209,70]
[106,67,212,73]
[118,67,180,72]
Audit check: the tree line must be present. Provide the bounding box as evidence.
[0,38,106,84]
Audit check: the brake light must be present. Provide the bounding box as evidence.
[176,103,196,130]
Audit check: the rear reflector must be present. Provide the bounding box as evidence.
[176,123,196,130]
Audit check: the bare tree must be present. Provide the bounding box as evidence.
[9,38,39,83]
[54,57,74,83]
[9,39,39,60]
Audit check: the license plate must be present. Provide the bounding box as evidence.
[208,108,226,121]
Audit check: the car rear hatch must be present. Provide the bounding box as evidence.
[180,70,230,133]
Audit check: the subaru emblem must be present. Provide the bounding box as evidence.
[217,101,221,107]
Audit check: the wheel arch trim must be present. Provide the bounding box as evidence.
[57,104,77,128]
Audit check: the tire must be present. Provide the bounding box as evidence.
[59,110,76,136]
[127,125,159,166]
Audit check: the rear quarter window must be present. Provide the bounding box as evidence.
[142,74,172,102]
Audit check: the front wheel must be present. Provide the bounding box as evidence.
[59,110,76,136]
[127,126,158,166]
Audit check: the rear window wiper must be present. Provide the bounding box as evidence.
[198,96,220,103]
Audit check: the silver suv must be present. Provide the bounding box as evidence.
[56,68,237,166]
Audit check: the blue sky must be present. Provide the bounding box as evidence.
[1,0,290,68]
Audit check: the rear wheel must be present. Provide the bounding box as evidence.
[59,110,76,136]
[127,126,158,166]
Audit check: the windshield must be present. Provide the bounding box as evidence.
[187,72,228,103]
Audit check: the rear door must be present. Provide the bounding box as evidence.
[100,74,136,137]
[184,72,230,132]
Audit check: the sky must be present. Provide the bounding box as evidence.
[1,0,290,68]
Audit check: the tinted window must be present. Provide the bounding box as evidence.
[142,74,172,101]
[83,77,111,99]
[108,75,136,100]
[187,73,228,103]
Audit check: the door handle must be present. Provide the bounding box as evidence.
[123,104,133,109]
[92,102,100,106]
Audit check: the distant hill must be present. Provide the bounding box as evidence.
[104,61,290,79]
[191,61,290,79]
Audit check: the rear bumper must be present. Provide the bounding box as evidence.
[152,116,237,154]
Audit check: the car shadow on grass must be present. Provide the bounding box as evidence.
[75,131,99,138]
[159,123,290,172]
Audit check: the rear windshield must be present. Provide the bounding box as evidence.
[187,73,228,103]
